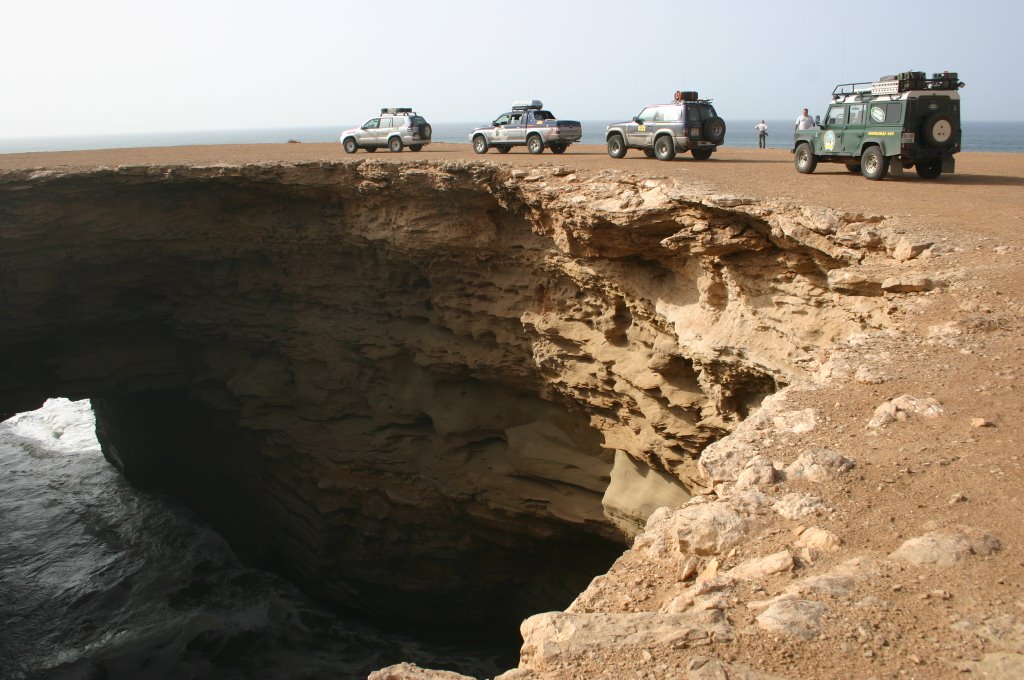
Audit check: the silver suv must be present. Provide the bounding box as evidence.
[340,108,432,153]
[606,93,726,161]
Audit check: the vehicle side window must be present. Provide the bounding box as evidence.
[534,110,553,122]
[412,116,426,126]
[687,108,702,124]
[657,106,680,122]
[849,104,865,126]
[494,114,510,126]
[868,103,902,124]
[364,118,380,129]
[380,117,393,129]
[826,106,846,126]
[509,113,523,126]
[637,107,657,122]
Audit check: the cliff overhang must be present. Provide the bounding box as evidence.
[0,160,893,632]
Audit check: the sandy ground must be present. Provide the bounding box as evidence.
[4,143,1024,678]
[3,142,1021,240]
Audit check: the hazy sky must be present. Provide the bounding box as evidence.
[2,0,1018,137]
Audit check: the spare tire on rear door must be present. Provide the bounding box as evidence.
[703,117,726,145]
[922,113,954,148]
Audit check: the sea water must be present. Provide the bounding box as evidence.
[0,399,506,679]
[2,120,1022,154]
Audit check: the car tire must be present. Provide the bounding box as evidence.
[388,137,403,153]
[607,134,627,159]
[794,142,817,173]
[496,146,512,154]
[422,124,432,139]
[860,146,889,181]
[549,144,566,154]
[654,135,676,161]
[473,135,489,154]
[703,117,727,145]
[409,144,423,152]
[342,138,358,154]
[845,162,861,173]
[527,134,544,154]
[642,149,656,158]
[690,148,713,161]
[922,114,954,147]
[915,159,943,179]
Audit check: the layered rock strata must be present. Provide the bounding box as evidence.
[0,161,891,630]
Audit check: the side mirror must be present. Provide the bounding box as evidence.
[815,115,821,126]
[633,116,642,124]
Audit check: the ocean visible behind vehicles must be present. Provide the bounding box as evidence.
[2,122,1022,154]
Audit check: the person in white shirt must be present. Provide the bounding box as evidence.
[754,120,768,148]
[795,108,816,130]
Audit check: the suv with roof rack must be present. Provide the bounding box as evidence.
[340,108,432,153]
[793,71,964,180]
[469,100,583,154]
[605,92,726,161]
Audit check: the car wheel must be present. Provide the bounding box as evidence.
[527,134,544,154]
[342,137,358,154]
[860,146,889,180]
[794,142,817,173]
[473,135,489,154]
[922,114,954,147]
[642,149,656,158]
[915,159,943,179]
[422,124,432,139]
[607,134,627,158]
[496,146,512,154]
[845,162,861,173]
[549,144,566,154]
[409,144,423,152]
[654,135,676,161]
[690,148,713,161]
[388,137,403,152]
[703,117,727,145]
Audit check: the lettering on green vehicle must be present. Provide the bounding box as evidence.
[867,130,896,136]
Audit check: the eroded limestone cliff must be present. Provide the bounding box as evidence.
[0,161,892,633]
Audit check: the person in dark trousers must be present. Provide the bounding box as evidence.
[755,120,768,148]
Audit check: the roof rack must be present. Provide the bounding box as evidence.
[511,99,543,110]
[832,71,964,99]
[380,107,414,115]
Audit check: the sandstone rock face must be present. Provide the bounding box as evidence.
[0,161,886,627]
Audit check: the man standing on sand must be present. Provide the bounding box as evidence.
[795,108,815,130]
[755,120,768,148]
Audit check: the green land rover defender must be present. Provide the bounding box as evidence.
[793,71,964,181]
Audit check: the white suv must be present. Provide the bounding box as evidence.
[341,108,432,153]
